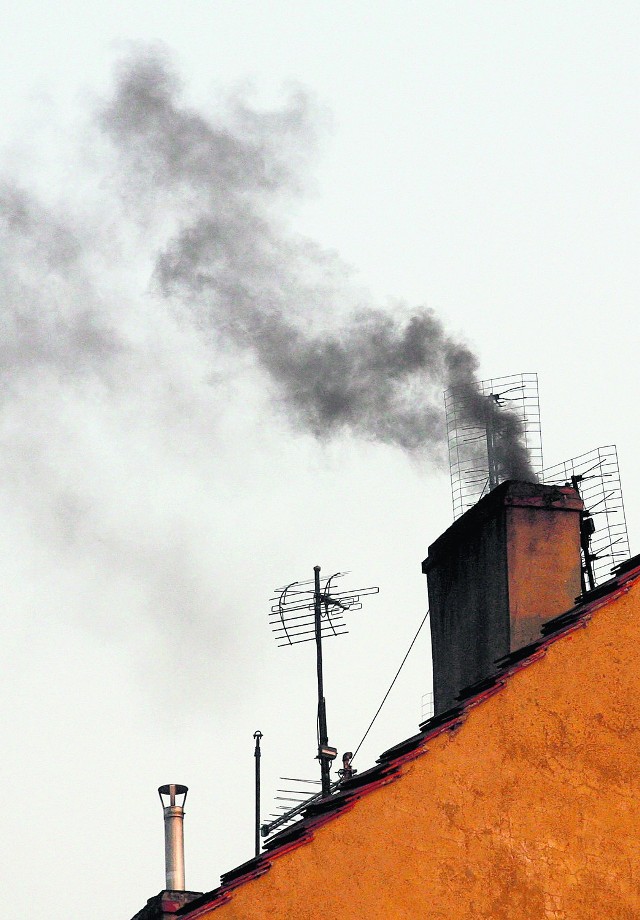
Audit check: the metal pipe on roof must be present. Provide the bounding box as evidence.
[158,783,188,891]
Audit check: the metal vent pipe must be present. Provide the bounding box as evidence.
[158,784,188,891]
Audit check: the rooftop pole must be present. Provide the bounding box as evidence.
[253,730,263,858]
[314,565,333,797]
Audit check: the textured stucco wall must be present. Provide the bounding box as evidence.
[192,576,640,920]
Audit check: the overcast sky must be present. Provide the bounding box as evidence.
[1,4,639,919]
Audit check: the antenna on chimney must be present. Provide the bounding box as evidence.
[158,784,188,891]
[445,372,543,519]
[543,445,630,590]
[269,566,379,797]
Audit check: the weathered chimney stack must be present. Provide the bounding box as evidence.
[422,480,583,716]
[158,784,188,892]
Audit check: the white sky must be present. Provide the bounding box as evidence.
[1,4,639,918]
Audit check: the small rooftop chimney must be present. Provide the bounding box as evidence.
[422,480,583,716]
[158,784,188,892]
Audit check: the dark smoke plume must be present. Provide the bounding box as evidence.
[0,47,536,701]
[98,49,534,478]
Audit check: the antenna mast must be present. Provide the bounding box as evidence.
[485,394,500,490]
[269,566,379,796]
[313,566,334,796]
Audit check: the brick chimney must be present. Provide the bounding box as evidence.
[422,480,583,716]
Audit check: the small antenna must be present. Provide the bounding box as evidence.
[269,566,378,797]
[543,445,630,590]
[261,776,340,839]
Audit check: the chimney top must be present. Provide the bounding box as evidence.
[423,480,583,575]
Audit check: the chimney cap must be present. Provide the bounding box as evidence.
[158,784,188,808]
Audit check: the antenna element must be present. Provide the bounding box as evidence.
[543,445,630,590]
[445,372,543,519]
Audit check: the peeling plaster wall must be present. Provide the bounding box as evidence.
[191,576,640,920]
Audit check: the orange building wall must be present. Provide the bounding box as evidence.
[193,576,640,920]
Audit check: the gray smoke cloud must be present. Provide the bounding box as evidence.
[0,46,537,708]
[96,49,535,476]
[0,184,121,384]
[0,45,534,656]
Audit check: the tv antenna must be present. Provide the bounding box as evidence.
[269,566,378,797]
[543,445,630,591]
[261,776,329,839]
[445,372,543,519]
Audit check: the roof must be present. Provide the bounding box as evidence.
[178,553,640,918]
